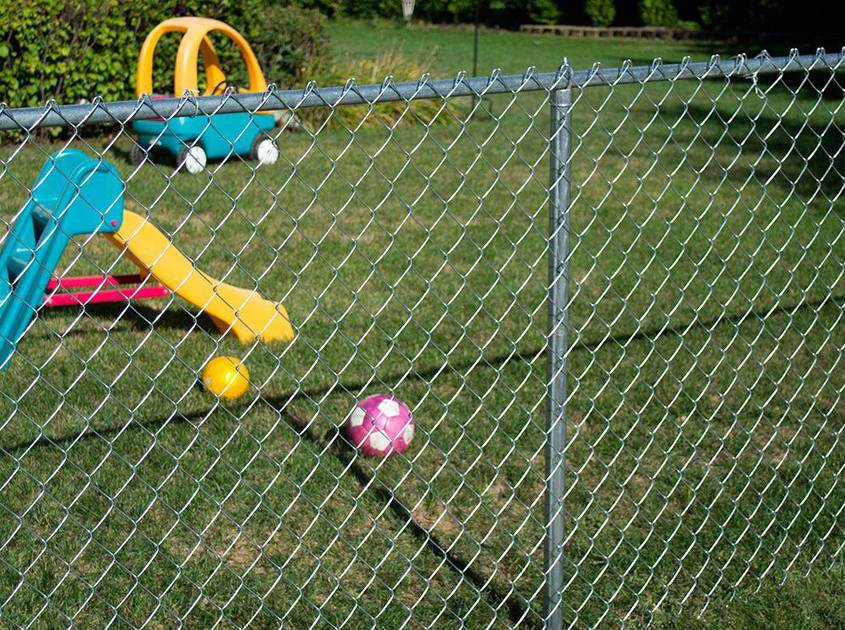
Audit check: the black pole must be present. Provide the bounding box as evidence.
[472,0,480,78]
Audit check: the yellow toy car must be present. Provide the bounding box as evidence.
[132,17,279,173]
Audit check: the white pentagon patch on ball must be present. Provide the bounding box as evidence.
[369,431,391,452]
[402,423,414,444]
[349,407,366,427]
[378,399,401,417]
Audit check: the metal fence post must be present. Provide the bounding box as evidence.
[544,85,572,630]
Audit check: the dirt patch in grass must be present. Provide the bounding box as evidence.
[413,499,462,538]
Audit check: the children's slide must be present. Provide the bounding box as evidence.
[105,210,293,344]
[0,150,292,368]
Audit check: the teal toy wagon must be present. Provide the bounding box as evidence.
[131,108,277,174]
[131,17,279,174]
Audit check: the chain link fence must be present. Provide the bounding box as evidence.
[0,49,843,627]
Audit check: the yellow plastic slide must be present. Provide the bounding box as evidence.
[105,210,293,344]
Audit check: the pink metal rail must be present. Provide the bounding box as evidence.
[43,274,170,307]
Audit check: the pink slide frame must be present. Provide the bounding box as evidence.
[43,274,170,307]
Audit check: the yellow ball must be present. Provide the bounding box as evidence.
[202,356,250,400]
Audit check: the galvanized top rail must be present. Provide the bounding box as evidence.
[0,49,842,131]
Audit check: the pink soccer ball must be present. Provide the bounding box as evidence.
[346,394,414,457]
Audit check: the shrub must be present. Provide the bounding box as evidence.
[336,0,555,27]
[293,0,343,16]
[0,0,332,109]
[245,5,333,87]
[676,19,700,30]
[340,0,403,20]
[694,0,836,34]
[0,0,136,107]
[585,0,617,26]
[528,0,562,25]
[696,0,734,29]
[638,0,678,26]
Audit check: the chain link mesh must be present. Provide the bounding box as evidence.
[0,49,842,627]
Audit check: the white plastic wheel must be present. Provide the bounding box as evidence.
[255,138,279,166]
[180,146,207,174]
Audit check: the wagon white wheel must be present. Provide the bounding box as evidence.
[251,135,279,166]
[178,145,206,174]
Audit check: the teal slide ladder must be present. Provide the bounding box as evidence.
[0,150,125,369]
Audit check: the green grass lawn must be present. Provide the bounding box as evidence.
[660,565,845,629]
[328,19,726,76]
[0,22,843,628]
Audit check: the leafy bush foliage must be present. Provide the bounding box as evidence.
[637,0,678,26]
[528,0,562,25]
[0,0,332,108]
[343,0,565,27]
[694,0,838,34]
[339,0,403,20]
[585,0,617,26]
[247,4,332,86]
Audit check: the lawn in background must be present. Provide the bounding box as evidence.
[329,18,725,76]
[0,22,843,628]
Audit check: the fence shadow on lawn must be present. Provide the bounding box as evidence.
[658,98,845,201]
[5,290,839,456]
[30,301,221,341]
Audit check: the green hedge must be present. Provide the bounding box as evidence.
[342,0,562,27]
[248,4,332,85]
[331,0,837,34]
[585,0,617,26]
[0,0,331,109]
[637,0,678,26]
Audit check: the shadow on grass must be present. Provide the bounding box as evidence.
[3,292,841,624]
[31,300,222,339]
[284,408,540,626]
[657,94,845,202]
[7,291,840,455]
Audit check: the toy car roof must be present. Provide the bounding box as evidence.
[136,17,268,97]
